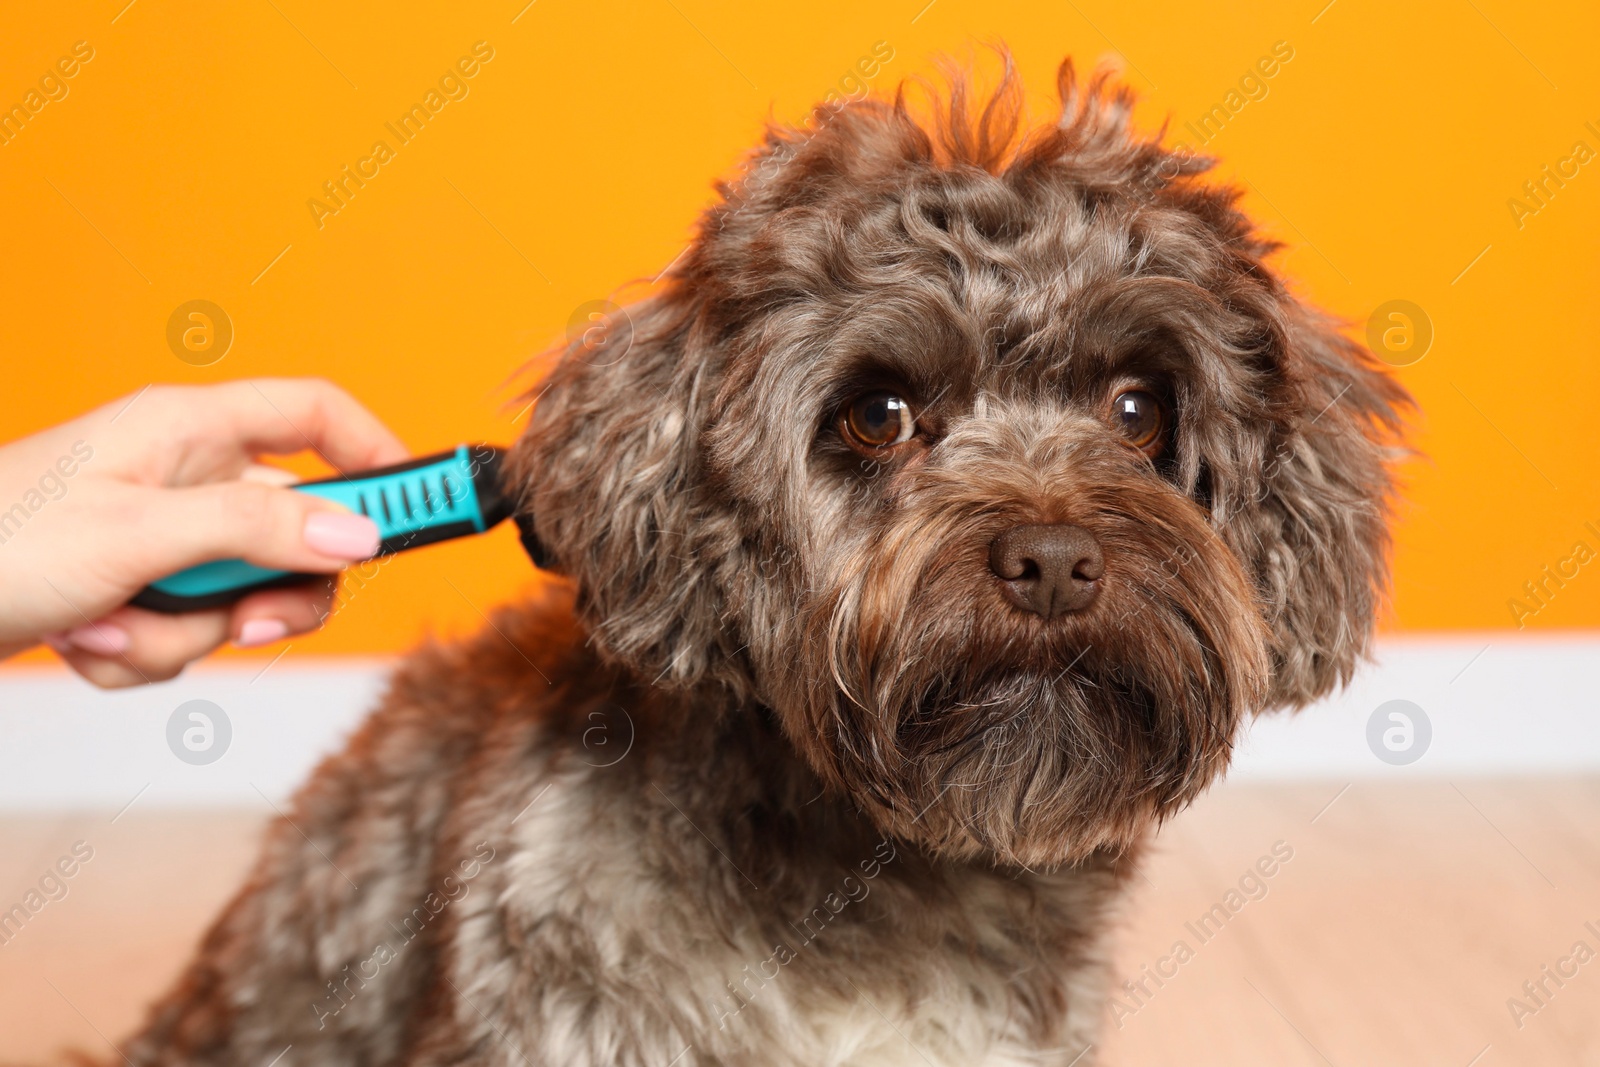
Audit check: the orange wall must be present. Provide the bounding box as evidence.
[2,0,1597,659]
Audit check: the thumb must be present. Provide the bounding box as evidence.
[130,480,381,581]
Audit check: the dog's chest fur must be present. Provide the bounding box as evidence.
[461,758,1119,1067]
[125,597,1122,1066]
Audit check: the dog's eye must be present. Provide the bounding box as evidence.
[1110,390,1166,457]
[842,392,916,450]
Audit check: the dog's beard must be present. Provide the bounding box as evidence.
[770,436,1272,869]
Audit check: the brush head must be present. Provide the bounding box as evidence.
[466,445,550,570]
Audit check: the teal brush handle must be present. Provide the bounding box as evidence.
[131,444,523,614]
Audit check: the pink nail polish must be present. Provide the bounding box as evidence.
[67,623,131,655]
[42,633,73,653]
[235,618,290,648]
[303,512,381,560]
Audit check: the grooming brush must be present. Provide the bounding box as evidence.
[131,444,546,613]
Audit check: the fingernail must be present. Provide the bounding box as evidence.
[42,632,73,653]
[304,511,381,560]
[66,623,130,655]
[235,618,290,648]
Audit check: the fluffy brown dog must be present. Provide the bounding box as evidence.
[120,56,1405,1065]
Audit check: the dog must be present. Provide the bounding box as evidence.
[118,55,1406,1066]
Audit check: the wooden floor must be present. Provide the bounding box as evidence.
[3,778,1598,1065]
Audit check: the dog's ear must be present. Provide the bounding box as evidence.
[1236,306,1410,710]
[506,101,914,694]
[509,293,748,692]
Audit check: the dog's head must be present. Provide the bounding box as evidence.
[512,58,1408,867]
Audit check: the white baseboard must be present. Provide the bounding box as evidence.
[0,634,1595,810]
[1230,632,1600,779]
[0,658,391,811]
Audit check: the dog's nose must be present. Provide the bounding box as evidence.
[988,525,1104,618]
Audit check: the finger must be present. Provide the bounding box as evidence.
[142,378,409,476]
[240,462,299,487]
[230,579,337,647]
[56,647,151,689]
[56,605,230,688]
[236,378,409,468]
[53,581,339,688]
[130,480,381,579]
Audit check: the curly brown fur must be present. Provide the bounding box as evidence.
[113,53,1407,1066]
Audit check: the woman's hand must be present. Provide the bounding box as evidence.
[0,379,408,687]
